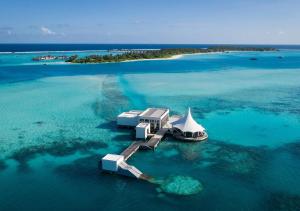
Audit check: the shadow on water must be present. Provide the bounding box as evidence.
[96,121,118,131]
[112,133,135,142]
[54,154,102,179]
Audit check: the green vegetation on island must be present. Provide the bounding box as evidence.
[32,46,277,64]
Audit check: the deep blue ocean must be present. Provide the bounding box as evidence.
[1,43,300,52]
[1,44,300,211]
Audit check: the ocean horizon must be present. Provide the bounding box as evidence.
[1,43,300,53]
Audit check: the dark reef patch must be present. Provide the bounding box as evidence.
[92,77,130,121]
[17,131,26,140]
[0,160,7,171]
[279,141,300,157]
[33,121,44,126]
[266,192,300,211]
[174,139,269,181]
[208,141,268,179]
[54,154,101,178]
[10,138,107,169]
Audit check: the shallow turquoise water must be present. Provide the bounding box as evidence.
[1,49,300,210]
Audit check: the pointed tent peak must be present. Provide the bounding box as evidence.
[187,107,193,118]
[172,107,205,133]
[186,107,195,121]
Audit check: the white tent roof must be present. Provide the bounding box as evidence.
[172,108,205,133]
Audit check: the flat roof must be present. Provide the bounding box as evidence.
[102,154,124,161]
[118,110,143,118]
[139,108,168,119]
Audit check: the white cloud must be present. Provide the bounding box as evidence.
[0,27,13,35]
[278,30,286,35]
[41,26,56,35]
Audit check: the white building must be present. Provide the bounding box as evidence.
[138,108,169,132]
[101,154,124,172]
[117,108,169,133]
[136,123,151,139]
[116,107,207,142]
[117,110,142,127]
[172,108,208,141]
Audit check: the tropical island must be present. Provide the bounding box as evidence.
[65,46,277,64]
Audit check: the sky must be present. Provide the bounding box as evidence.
[0,0,299,44]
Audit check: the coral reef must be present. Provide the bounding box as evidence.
[157,175,203,196]
[266,192,300,211]
[10,138,107,167]
[0,160,7,171]
[209,142,266,178]
[55,155,100,178]
[92,77,130,121]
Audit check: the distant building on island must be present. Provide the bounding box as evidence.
[32,55,68,61]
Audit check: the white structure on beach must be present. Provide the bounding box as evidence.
[171,108,207,141]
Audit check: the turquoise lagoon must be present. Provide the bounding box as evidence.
[1,48,300,210]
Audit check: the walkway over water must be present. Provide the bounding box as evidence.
[102,124,171,180]
[121,142,140,161]
[121,128,169,161]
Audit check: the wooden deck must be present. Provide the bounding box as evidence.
[120,127,169,160]
[141,128,168,149]
[121,142,141,160]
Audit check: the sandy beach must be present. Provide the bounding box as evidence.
[121,54,183,62]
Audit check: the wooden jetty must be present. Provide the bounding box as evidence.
[140,128,169,150]
[101,127,169,180]
[102,108,208,180]
[120,127,169,161]
[121,142,141,161]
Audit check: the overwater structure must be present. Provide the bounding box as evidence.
[101,108,208,179]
